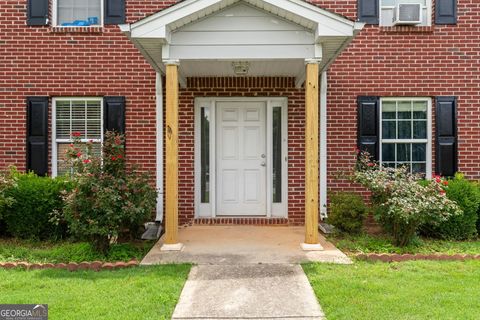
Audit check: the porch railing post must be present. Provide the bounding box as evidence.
[161,60,184,251]
[302,60,323,251]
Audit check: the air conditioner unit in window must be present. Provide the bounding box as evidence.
[392,3,422,25]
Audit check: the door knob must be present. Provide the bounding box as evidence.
[260,161,266,167]
[261,154,266,158]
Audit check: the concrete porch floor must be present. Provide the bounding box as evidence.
[141,226,351,265]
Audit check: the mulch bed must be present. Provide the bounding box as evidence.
[355,253,480,262]
[0,259,139,271]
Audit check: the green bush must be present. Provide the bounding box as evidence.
[327,192,367,234]
[353,152,461,247]
[422,174,479,240]
[62,131,157,253]
[1,169,73,240]
[0,173,15,236]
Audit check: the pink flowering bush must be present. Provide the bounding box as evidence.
[353,151,461,246]
[61,131,157,253]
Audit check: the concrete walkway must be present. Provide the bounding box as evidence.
[172,264,325,320]
[142,226,351,265]
[143,226,349,319]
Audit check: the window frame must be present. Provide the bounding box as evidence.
[379,0,432,27]
[379,97,432,178]
[51,97,104,177]
[52,0,104,27]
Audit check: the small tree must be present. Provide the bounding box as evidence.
[353,151,461,246]
[62,131,157,253]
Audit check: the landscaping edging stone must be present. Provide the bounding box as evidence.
[0,259,139,271]
[355,253,480,262]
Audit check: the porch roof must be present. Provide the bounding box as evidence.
[119,0,364,87]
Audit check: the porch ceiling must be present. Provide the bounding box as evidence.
[119,0,364,87]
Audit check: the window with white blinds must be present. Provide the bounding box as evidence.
[53,98,103,176]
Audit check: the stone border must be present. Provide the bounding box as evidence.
[0,259,139,271]
[355,253,480,262]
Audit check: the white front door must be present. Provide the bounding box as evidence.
[216,101,267,216]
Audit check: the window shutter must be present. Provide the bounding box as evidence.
[104,96,126,134]
[435,97,458,177]
[357,96,380,160]
[104,0,126,25]
[435,0,457,25]
[27,0,49,26]
[357,0,379,24]
[27,97,49,176]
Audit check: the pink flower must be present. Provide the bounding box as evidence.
[83,159,91,164]
[367,163,375,167]
[69,143,74,147]
[76,152,82,157]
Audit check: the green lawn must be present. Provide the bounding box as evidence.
[303,260,480,320]
[0,265,190,320]
[328,233,480,255]
[0,238,155,263]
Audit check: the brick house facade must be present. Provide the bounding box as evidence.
[1,0,477,245]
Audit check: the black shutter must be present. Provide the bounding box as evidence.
[357,96,380,160]
[436,97,458,177]
[26,97,49,176]
[27,0,49,26]
[357,0,379,24]
[104,0,126,25]
[104,96,126,134]
[435,0,457,25]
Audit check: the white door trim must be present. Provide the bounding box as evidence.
[195,97,288,218]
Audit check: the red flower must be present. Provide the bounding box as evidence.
[83,159,91,164]
[111,156,117,161]
[435,177,442,183]
[69,143,74,147]
[117,154,123,159]
[76,152,82,157]
[439,189,446,195]
[443,180,449,186]
[367,163,375,167]
[72,132,81,137]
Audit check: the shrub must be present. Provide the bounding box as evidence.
[421,173,479,240]
[353,151,461,247]
[327,192,367,234]
[1,169,73,240]
[0,172,15,236]
[62,131,157,253]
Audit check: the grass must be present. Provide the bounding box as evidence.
[328,233,480,255]
[303,260,480,320]
[0,265,190,320]
[0,238,155,263]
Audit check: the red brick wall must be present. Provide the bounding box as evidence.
[1,0,479,225]
[309,0,480,193]
[178,77,306,226]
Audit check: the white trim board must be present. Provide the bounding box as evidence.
[194,97,288,218]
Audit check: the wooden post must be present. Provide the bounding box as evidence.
[162,61,183,250]
[303,62,321,249]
